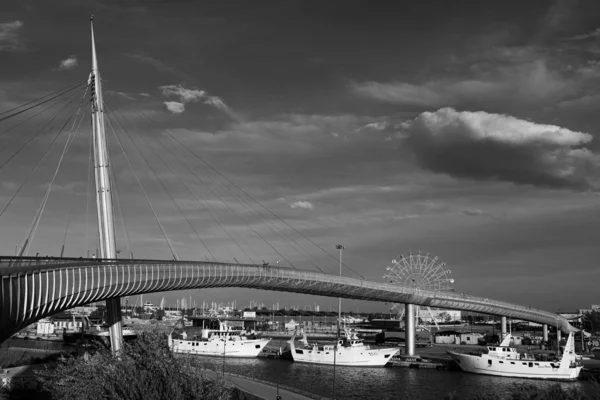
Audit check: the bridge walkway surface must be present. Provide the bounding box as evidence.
[0,256,578,343]
[203,369,328,400]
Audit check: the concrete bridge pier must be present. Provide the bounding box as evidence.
[106,298,124,354]
[404,303,415,356]
[556,329,561,345]
[543,324,548,343]
[501,316,507,338]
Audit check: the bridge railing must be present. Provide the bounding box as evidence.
[0,258,576,333]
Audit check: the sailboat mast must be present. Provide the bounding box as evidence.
[90,15,123,355]
[335,245,344,336]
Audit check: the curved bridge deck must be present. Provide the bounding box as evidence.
[0,256,576,342]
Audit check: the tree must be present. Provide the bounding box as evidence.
[36,328,232,400]
[584,311,600,335]
[154,309,166,321]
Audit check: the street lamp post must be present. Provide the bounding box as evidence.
[222,337,226,378]
[333,244,344,400]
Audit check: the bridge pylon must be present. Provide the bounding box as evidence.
[90,17,123,354]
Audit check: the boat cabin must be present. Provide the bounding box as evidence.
[486,345,521,359]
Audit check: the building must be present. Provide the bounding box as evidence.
[577,305,600,315]
[433,330,484,345]
[418,308,461,323]
[35,313,103,336]
[285,319,299,331]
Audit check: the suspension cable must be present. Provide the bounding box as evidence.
[152,127,320,270]
[105,105,216,261]
[85,115,95,257]
[132,107,361,276]
[114,107,307,268]
[0,89,84,173]
[103,109,179,260]
[0,89,87,220]
[0,80,86,123]
[165,131,364,278]
[60,111,87,256]
[110,105,281,264]
[22,85,89,255]
[0,84,86,138]
[109,159,132,259]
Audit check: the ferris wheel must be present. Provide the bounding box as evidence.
[383,251,454,329]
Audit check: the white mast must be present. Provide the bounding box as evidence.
[90,15,123,354]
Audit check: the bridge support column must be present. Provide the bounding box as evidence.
[404,303,415,356]
[556,329,561,345]
[106,298,123,355]
[543,324,548,343]
[501,316,507,338]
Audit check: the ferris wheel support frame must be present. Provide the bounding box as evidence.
[384,251,455,356]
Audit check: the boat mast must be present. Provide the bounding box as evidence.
[90,15,123,355]
[335,245,344,338]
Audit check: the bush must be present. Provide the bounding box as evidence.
[36,329,232,400]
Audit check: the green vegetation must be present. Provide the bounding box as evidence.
[0,347,74,369]
[35,329,233,400]
[445,382,600,400]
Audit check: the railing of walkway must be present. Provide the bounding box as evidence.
[224,372,329,400]
[0,257,577,343]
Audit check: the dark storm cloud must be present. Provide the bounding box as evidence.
[400,108,599,190]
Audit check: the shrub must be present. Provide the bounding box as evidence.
[36,329,232,400]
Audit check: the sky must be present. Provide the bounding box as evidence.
[1,0,600,314]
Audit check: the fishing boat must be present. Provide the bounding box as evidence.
[447,332,583,380]
[168,319,270,358]
[288,326,399,366]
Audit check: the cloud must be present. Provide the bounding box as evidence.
[400,108,598,189]
[58,55,77,70]
[125,53,178,74]
[363,121,389,130]
[290,201,314,210]
[352,60,576,110]
[204,96,235,114]
[463,209,484,216]
[563,28,600,41]
[106,90,135,100]
[164,101,185,114]
[160,84,206,102]
[0,20,23,51]
[158,84,233,116]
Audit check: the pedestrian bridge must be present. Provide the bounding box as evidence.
[0,256,576,342]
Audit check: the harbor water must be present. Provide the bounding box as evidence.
[200,352,596,400]
[2,338,597,399]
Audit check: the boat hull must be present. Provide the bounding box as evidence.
[448,352,582,381]
[291,346,398,367]
[170,337,271,358]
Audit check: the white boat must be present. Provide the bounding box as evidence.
[447,332,583,381]
[168,320,270,358]
[288,327,399,366]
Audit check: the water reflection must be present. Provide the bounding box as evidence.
[213,355,591,400]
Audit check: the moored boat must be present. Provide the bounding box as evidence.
[288,327,399,366]
[168,319,270,358]
[447,332,583,380]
